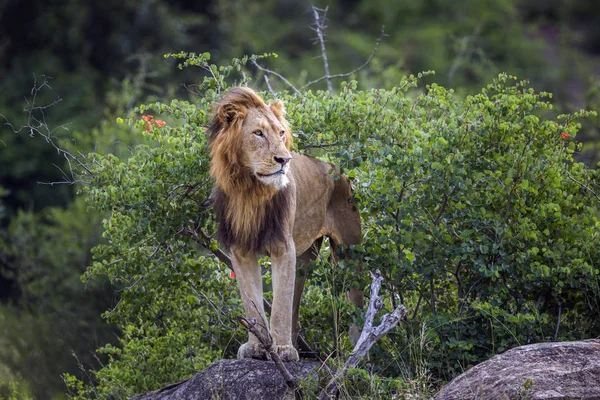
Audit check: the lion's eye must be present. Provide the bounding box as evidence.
[253,130,264,137]
[279,130,285,137]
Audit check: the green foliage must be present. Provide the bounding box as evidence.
[66,52,600,398]
[0,198,116,398]
[0,381,33,400]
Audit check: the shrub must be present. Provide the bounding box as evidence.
[68,54,599,397]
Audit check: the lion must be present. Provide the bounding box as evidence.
[207,87,362,361]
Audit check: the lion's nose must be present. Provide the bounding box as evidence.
[274,155,291,166]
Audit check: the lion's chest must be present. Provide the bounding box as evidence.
[213,187,293,255]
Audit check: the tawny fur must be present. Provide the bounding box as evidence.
[207,87,361,361]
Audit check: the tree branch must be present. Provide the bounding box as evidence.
[251,60,301,95]
[264,75,275,96]
[251,16,385,94]
[237,316,301,399]
[321,270,408,399]
[302,26,386,91]
[0,75,93,182]
[311,5,332,92]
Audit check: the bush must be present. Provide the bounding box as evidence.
[68,54,599,397]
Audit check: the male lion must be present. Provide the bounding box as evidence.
[208,87,361,361]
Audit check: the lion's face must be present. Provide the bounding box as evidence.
[208,88,294,194]
[240,106,292,189]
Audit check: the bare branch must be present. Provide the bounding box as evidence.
[321,270,408,399]
[251,60,301,95]
[264,75,275,96]
[302,27,386,91]
[554,302,562,341]
[0,75,93,182]
[565,170,600,202]
[178,225,233,269]
[237,316,301,398]
[311,5,332,92]
[250,17,385,95]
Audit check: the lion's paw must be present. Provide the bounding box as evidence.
[237,342,271,361]
[275,344,299,361]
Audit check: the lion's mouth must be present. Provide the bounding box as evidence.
[257,170,285,177]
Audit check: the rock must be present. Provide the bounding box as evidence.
[435,339,600,400]
[131,359,320,400]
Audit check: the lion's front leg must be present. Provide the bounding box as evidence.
[232,249,270,360]
[270,240,299,361]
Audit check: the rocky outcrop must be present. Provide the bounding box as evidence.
[132,340,600,400]
[435,339,600,400]
[131,359,320,400]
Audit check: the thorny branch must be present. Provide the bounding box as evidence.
[0,75,93,183]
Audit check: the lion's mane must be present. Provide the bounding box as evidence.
[207,88,294,253]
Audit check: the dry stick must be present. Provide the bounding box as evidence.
[311,5,332,92]
[237,316,302,399]
[264,74,276,96]
[320,270,408,400]
[1,75,93,180]
[251,60,301,95]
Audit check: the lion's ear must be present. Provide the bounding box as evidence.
[270,100,286,120]
[217,103,247,126]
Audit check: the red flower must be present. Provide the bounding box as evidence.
[229,270,236,279]
[141,115,166,131]
[561,132,571,139]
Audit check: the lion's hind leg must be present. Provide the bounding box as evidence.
[292,238,323,348]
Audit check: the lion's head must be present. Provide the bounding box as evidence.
[207,87,294,195]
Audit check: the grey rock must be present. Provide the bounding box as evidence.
[131,359,320,400]
[435,339,600,400]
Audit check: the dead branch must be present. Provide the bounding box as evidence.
[264,75,275,96]
[251,60,301,95]
[0,75,93,182]
[301,27,386,91]
[311,6,332,92]
[237,316,302,399]
[320,270,408,399]
[251,11,385,94]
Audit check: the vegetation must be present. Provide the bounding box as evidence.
[1,1,600,399]
[60,53,598,397]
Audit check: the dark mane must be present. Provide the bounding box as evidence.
[213,186,291,254]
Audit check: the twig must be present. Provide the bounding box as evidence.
[264,75,275,96]
[554,302,562,341]
[302,27,386,91]
[237,316,301,398]
[320,270,408,399]
[252,18,385,94]
[565,170,600,202]
[0,75,93,181]
[251,60,301,95]
[311,6,332,92]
